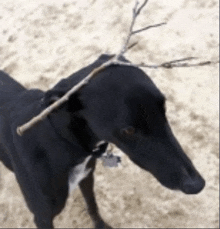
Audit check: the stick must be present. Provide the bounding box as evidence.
[113,58,219,69]
[132,22,166,35]
[17,57,116,136]
[16,0,219,136]
[117,0,150,58]
[17,0,151,136]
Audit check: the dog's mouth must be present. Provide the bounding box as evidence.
[179,173,205,194]
[177,166,205,194]
[156,169,205,195]
[127,155,205,194]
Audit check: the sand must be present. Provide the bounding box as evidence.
[0,0,219,228]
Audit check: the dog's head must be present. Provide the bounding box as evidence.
[46,55,205,194]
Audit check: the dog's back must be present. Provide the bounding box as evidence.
[0,71,26,106]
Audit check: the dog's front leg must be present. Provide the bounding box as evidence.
[34,215,54,229]
[79,157,112,229]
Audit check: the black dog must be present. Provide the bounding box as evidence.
[0,54,205,228]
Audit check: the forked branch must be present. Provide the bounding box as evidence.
[17,0,151,136]
[16,0,219,136]
[117,0,148,57]
[117,0,165,58]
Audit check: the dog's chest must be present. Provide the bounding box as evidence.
[68,156,92,193]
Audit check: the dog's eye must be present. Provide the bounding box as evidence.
[121,126,135,136]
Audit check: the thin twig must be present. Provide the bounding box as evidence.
[132,22,166,34]
[162,57,197,64]
[159,60,219,68]
[117,0,140,57]
[113,58,219,69]
[127,41,139,51]
[117,0,150,58]
[136,0,149,16]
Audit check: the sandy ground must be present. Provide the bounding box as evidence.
[0,0,219,228]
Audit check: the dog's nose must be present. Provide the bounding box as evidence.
[181,176,205,194]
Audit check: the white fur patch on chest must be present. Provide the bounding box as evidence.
[68,155,92,193]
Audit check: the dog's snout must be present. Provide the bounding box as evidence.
[181,175,205,194]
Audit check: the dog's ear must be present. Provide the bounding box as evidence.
[44,89,83,112]
[67,92,84,112]
[44,90,66,106]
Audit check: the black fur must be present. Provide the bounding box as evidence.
[0,55,205,228]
